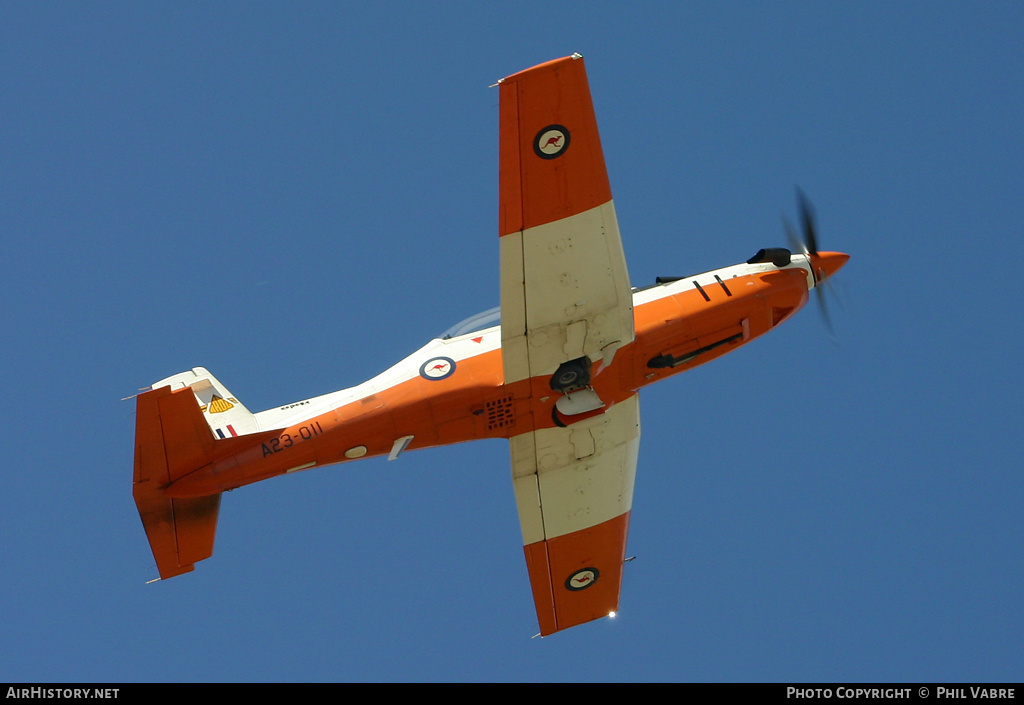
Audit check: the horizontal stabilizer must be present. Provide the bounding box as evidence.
[133,384,221,579]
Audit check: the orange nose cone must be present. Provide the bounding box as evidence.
[813,251,850,280]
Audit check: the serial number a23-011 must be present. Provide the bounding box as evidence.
[261,421,324,457]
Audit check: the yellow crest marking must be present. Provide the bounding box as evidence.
[208,394,234,414]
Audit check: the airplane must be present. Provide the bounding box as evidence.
[131,53,848,636]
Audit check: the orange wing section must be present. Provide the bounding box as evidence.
[524,513,632,636]
[133,385,222,579]
[498,54,613,237]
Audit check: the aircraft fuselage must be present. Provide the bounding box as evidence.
[163,254,822,499]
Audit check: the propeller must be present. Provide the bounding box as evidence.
[783,189,848,336]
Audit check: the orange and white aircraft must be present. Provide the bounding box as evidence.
[132,54,848,636]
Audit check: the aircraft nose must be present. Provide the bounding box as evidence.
[812,251,849,281]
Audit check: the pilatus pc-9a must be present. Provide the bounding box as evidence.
[132,54,847,636]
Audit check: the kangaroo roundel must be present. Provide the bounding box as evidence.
[534,125,570,159]
[419,356,456,381]
[566,568,599,591]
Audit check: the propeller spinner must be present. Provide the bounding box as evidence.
[784,189,849,333]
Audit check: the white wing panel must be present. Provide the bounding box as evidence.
[510,394,640,545]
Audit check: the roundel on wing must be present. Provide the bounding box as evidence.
[565,567,599,591]
[534,125,570,159]
[419,356,456,381]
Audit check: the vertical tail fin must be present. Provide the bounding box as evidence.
[133,373,226,579]
[149,366,259,438]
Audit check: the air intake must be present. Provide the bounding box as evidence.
[746,247,792,267]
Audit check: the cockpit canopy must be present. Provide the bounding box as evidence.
[440,306,501,339]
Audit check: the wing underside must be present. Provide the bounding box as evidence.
[498,54,640,635]
[511,395,640,634]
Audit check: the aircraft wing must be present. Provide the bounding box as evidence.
[498,54,639,635]
[509,395,640,636]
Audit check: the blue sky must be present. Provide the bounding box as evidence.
[2,2,1021,682]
